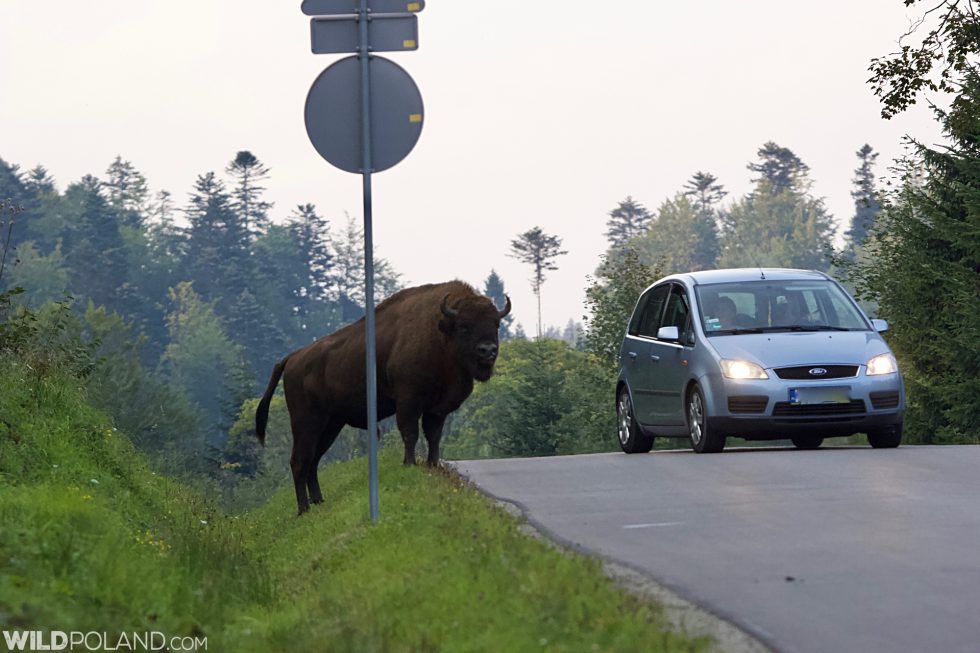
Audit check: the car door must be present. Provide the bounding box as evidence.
[621,284,669,426]
[648,283,694,426]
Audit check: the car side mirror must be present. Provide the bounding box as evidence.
[657,326,679,341]
[871,318,889,333]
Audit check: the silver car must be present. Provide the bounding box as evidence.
[616,268,905,453]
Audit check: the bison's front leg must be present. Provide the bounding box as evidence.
[396,401,423,466]
[422,412,447,466]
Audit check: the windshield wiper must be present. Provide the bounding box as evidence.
[762,325,853,332]
[711,327,764,335]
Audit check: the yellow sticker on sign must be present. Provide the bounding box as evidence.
[409,114,423,123]
[403,39,417,49]
[407,2,421,10]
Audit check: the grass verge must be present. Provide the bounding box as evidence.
[0,358,709,652]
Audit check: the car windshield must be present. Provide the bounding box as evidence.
[695,279,869,335]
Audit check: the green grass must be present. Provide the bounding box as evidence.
[0,358,709,652]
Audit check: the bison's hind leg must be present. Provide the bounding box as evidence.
[395,400,423,466]
[307,418,345,505]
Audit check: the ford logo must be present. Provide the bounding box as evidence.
[809,367,828,376]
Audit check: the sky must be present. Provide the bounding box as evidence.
[0,1,945,335]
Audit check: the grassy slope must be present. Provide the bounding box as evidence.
[0,359,708,653]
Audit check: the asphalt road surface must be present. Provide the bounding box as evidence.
[453,446,980,653]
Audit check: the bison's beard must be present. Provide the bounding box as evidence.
[474,359,496,382]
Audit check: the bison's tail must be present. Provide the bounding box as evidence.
[255,356,288,446]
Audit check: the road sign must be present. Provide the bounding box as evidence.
[304,55,423,173]
[310,13,418,54]
[301,0,425,16]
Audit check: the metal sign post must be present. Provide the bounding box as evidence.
[302,0,425,522]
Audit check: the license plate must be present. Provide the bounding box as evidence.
[789,386,850,405]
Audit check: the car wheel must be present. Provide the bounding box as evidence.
[687,384,725,453]
[618,387,654,454]
[791,435,823,449]
[868,421,902,449]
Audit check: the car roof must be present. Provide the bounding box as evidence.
[660,268,831,286]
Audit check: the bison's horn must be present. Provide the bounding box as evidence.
[498,295,512,319]
[440,294,459,318]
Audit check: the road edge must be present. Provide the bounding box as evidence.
[448,461,775,653]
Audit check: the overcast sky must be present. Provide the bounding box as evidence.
[0,1,944,334]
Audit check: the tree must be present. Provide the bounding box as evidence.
[842,67,980,443]
[62,175,127,313]
[482,269,513,340]
[584,248,662,365]
[682,171,724,269]
[104,156,150,228]
[328,214,401,322]
[845,144,882,251]
[868,0,980,119]
[508,226,567,338]
[287,203,334,318]
[720,145,835,270]
[632,194,718,273]
[183,171,248,307]
[747,141,811,196]
[159,282,253,444]
[226,150,272,242]
[605,196,651,250]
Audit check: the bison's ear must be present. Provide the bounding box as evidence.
[438,294,458,336]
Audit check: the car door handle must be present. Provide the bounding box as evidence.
[650,354,660,362]
[627,351,637,360]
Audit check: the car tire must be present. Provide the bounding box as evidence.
[868,421,903,449]
[687,384,725,453]
[791,435,823,449]
[618,387,654,454]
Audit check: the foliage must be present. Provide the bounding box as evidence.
[509,226,567,337]
[444,339,620,458]
[845,144,883,252]
[482,268,514,340]
[840,70,980,444]
[632,194,719,274]
[720,144,835,270]
[605,196,652,249]
[868,0,980,118]
[583,248,663,365]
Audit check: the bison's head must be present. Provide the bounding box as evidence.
[439,293,512,381]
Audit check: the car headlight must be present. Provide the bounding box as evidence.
[866,353,899,375]
[720,359,769,380]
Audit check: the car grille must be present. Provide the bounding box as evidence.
[870,390,900,409]
[772,400,867,417]
[773,365,859,380]
[728,395,769,413]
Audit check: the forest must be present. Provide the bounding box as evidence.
[2,2,979,503]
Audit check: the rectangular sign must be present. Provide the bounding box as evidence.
[310,13,418,54]
[788,386,851,405]
[302,0,424,16]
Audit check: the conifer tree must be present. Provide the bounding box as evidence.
[226,150,272,242]
[483,269,513,340]
[845,144,881,250]
[605,196,651,250]
[509,226,567,338]
[63,175,127,312]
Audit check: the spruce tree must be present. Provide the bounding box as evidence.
[63,175,127,312]
[747,142,811,195]
[845,144,881,250]
[104,156,150,228]
[605,196,651,250]
[483,269,513,340]
[226,150,272,242]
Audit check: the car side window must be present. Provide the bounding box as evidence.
[661,285,692,342]
[632,285,670,338]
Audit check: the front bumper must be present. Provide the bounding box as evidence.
[701,368,905,440]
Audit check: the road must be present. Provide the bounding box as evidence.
[453,446,980,653]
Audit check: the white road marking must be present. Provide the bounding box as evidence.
[622,521,685,529]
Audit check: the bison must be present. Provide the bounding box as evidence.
[255,280,511,514]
